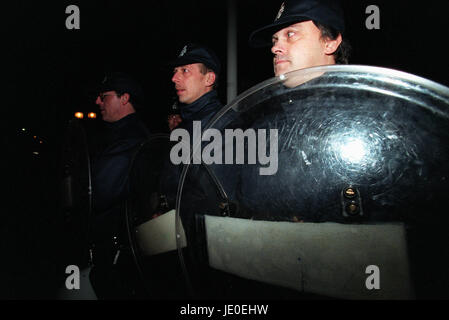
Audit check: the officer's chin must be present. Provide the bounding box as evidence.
[278,68,325,89]
[274,65,290,78]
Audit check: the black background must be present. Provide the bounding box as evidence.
[2,0,449,299]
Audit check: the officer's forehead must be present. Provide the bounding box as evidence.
[272,21,312,37]
[173,63,201,70]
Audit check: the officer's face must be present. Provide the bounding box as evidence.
[271,20,338,76]
[95,91,123,122]
[172,63,210,104]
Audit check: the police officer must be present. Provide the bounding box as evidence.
[232,0,352,221]
[169,43,222,132]
[249,0,350,76]
[160,44,223,204]
[89,72,150,299]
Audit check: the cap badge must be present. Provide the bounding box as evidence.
[275,2,285,21]
[179,45,188,57]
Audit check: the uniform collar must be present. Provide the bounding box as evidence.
[179,90,219,121]
[104,112,138,130]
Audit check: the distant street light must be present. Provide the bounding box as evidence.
[88,112,97,119]
[75,112,84,119]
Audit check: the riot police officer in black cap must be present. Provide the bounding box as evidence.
[167,43,222,132]
[88,72,151,299]
[250,0,351,76]
[160,44,224,204]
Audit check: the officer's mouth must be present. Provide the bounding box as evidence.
[274,59,289,65]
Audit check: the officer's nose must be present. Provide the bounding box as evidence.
[271,39,286,56]
[172,70,180,84]
[95,96,102,106]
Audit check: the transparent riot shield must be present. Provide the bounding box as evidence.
[59,119,93,267]
[126,134,190,299]
[176,65,449,299]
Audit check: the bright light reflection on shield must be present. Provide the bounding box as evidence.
[175,65,449,300]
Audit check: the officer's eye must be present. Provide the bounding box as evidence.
[183,68,189,73]
[287,31,295,38]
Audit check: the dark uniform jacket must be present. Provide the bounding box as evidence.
[90,113,151,245]
[179,90,223,132]
[158,91,225,243]
[160,90,223,202]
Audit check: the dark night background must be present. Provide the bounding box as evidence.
[2,0,449,300]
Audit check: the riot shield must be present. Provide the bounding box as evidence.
[126,134,189,299]
[176,65,449,299]
[59,119,92,267]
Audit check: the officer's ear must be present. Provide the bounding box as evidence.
[120,93,130,105]
[205,72,216,88]
[323,33,342,55]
